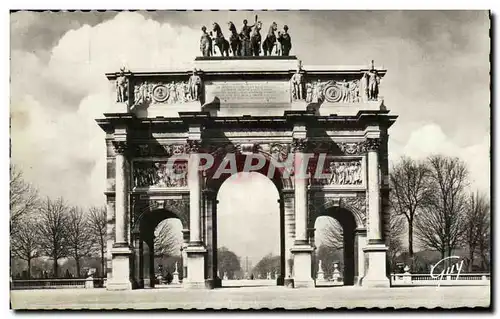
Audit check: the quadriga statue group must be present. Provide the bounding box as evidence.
[200,15,292,57]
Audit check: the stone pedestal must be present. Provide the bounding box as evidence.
[183,245,207,289]
[316,260,325,282]
[332,263,341,282]
[107,246,133,290]
[362,244,390,287]
[291,245,314,288]
[402,265,412,285]
[172,271,180,285]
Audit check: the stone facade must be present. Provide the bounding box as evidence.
[96,56,397,290]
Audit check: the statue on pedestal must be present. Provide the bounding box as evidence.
[317,260,325,281]
[291,63,304,100]
[277,25,292,56]
[332,263,341,282]
[172,262,180,285]
[116,67,128,103]
[188,69,202,101]
[364,60,380,101]
[200,26,212,57]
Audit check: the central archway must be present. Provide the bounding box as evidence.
[204,152,287,288]
[216,172,281,287]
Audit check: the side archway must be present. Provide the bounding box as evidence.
[309,195,367,286]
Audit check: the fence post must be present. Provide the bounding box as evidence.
[85,276,94,289]
[402,265,411,285]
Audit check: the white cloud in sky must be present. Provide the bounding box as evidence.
[11,12,201,208]
[389,123,490,192]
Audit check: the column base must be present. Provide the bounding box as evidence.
[183,280,212,289]
[361,244,390,288]
[143,278,153,288]
[107,280,133,291]
[291,244,314,288]
[214,276,222,288]
[106,246,133,291]
[185,245,207,289]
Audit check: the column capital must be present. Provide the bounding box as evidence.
[292,137,308,152]
[186,139,202,153]
[112,140,128,155]
[364,138,381,152]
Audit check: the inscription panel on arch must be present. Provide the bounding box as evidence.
[205,80,290,104]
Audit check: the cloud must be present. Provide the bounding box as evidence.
[389,123,490,192]
[11,12,200,208]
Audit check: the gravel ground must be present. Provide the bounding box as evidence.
[10,285,490,310]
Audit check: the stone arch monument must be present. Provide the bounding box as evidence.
[97,51,397,290]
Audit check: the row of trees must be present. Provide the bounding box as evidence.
[10,165,107,279]
[389,155,490,271]
[316,155,490,273]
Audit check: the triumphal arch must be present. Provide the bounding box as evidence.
[97,50,397,290]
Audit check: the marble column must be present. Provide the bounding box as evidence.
[181,229,190,282]
[143,238,152,288]
[107,140,133,291]
[184,139,207,289]
[308,228,316,281]
[283,192,295,287]
[132,233,143,288]
[290,138,314,288]
[361,138,390,287]
[203,190,217,289]
[354,229,367,286]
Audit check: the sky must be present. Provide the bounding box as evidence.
[10,11,490,263]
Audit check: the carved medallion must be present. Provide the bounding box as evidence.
[323,84,343,103]
[152,84,169,103]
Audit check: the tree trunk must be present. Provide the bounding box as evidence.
[53,257,58,278]
[468,249,474,272]
[76,258,81,278]
[100,246,105,278]
[27,258,31,279]
[408,223,414,257]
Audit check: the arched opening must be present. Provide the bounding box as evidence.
[216,171,282,287]
[312,207,356,286]
[135,209,184,289]
[210,158,285,288]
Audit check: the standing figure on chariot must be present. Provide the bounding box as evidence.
[240,15,258,56]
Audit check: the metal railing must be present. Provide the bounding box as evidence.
[11,277,107,290]
[390,273,490,286]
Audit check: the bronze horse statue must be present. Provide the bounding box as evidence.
[228,21,241,56]
[212,22,230,57]
[262,22,278,56]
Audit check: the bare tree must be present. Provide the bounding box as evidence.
[463,191,490,272]
[10,164,39,236]
[154,220,181,257]
[37,197,70,277]
[88,206,107,276]
[322,218,344,250]
[10,218,40,279]
[67,207,94,277]
[415,155,468,261]
[389,157,431,257]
